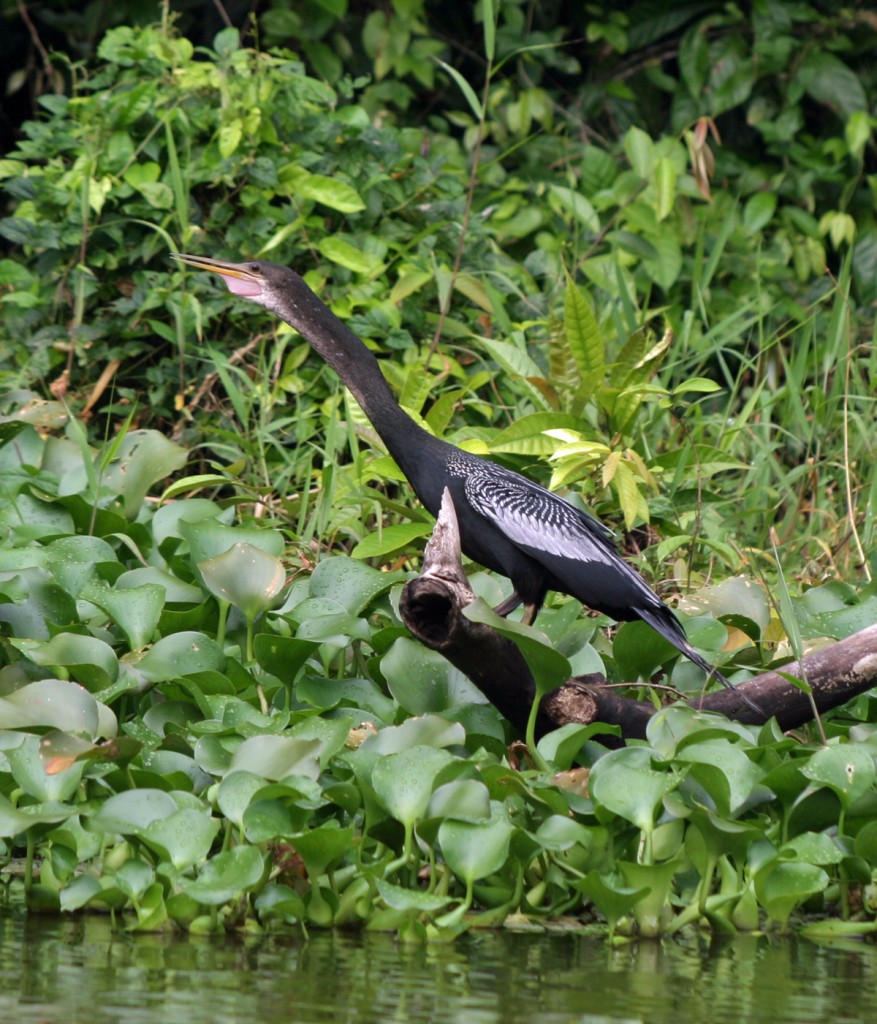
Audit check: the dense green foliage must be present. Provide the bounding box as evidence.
[2,1,875,567]
[0,1,876,938]
[0,422,876,939]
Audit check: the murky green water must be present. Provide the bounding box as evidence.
[2,911,876,1024]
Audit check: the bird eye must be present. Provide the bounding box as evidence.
[248,261,262,274]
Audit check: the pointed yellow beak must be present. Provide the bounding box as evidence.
[170,253,265,298]
[170,253,257,280]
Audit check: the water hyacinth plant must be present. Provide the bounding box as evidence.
[0,410,875,939]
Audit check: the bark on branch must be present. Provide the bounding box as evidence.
[398,490,877,742]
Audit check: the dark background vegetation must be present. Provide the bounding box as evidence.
[0,0,876,937]
[2,0,875,574]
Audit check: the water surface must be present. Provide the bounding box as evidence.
[2,911,874,1024]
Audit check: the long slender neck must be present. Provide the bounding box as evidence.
[273,283,447,484]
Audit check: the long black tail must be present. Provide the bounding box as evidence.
[636,606,761,715]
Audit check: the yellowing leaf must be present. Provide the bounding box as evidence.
[218,120,242,158]
[296,173,366,213]
[316,237,382,275]
[654,157,676,222]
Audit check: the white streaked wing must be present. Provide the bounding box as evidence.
[462,466,616,564]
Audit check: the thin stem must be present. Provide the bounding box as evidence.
[427,68,493,363]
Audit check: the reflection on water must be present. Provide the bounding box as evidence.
[1,909,875,1024]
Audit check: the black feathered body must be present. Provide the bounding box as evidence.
[393,432,700,654]
[173,255,730,685]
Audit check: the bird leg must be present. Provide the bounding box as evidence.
[492,590,540,626]
[521,604,538,626]
[493,590,523,618]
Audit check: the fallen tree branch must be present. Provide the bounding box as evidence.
[399,490,877,742]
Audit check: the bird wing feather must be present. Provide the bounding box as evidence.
[462,463,617,563]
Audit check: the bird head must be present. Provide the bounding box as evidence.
[171,251,365,370]
[170,253,304,321]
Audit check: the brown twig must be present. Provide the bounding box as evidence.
[16,0,54,82]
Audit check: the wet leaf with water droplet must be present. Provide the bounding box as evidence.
[372,745,455,828]
[801,744,876,810]
[179,845,265,905]
[199,541,286,620]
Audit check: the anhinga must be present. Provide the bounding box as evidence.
[172,253,757,710]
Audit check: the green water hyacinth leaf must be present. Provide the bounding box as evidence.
[85,789,178,835]
[288,716,351,767]
[180,517,284,578]
[193,735,236,777]
[382,637,487,715]
[131,884,168,929]
[140,808,220,870]
[228,735,322,781]
[801,744,876,810]
[793,583,877,640]
[438,813,514,885]
[590,747,677,833]
[308,556,406,614]
[464,600,571,693]
[60,875,103,912]
[647,705,754,754]
[217,770,267,828]
[0,566,77,640]
[11,633,118,691]
[0,547,46,573]
[573,872,649,941]
[242,800,298,844]
[288,823,355,878]
[113,858,155,901]
[376,878,454,913]
[180,845,265,905]
[296,674,397,721]
[6,735,85,802]
[675,739,764,817]
[372,745,456,828]
[0,793,74,837]
[43,535,117,596]
[293,602,372,644]
[757,861,830,929]
[151,498,227,546]
[427,779,491,822]
[99,430,187,519]
[0,678,115,739]
[128,631,225,683]
[612,619,678,679]
[0,490,73,545]
[254,883,306,923]
[854,820,877,866]
[619,859,681,938]
[537,723,611,771]
[141,749,212,791]
[367,715,466,755]
[80,579,165,652]
[535,815,594,852]
[685,808,759,874]
[253,635,320,681]
[199,542,286,619]
[116,565,204,605]
[781,831,844,866]
[351,522,433,559]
